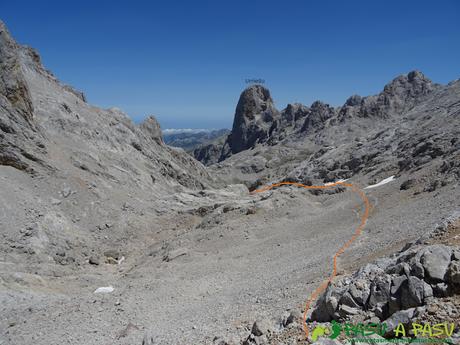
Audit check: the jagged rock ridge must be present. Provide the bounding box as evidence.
[194,71,441,166]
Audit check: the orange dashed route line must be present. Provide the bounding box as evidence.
[250,181,371,339]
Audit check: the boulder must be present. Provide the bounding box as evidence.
[311,284,342,322]
[338,304,359,316]
[447,261,460,284]
[104,249,121,261]
[452,250,460,261]
[384,308,415,336]
[339,291,360,309]
[88,256,100,265]
[283,309,302,327]
[243,333,268,345]
[251,318,274,337]
[348,281,370,306]
[399,276,425,309]
[420,245,452,282]
[367,275,391,309]
[423,282,433,299]
[410,262,425,279]
[432,282,450,297]
[400,179,416,190]
[390,275,407,296]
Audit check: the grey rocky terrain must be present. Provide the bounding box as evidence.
[246,215,460,345]
[0,20,459,345]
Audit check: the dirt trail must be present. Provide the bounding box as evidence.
[251,181,371,339]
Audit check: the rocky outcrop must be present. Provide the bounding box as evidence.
[140,116,164,145]
[0,21,42,173]
[233,218,460,345]
[280,103,310,128]
[310,242,460,324]
[300,101,335,133]
[0,20,34,121]
[193,85,280,164]
[338,70,435,119]
[268,101,335,143]
[193,135,227,165]
[225,85,280,155]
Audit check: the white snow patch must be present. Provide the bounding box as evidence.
[324,179,347,186]
[364,176,395,189]
[94,286,114,294]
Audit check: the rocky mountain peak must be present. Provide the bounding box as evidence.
[234,85,276,123]
[226,84,280,154]
[140,115,163,144]
[345,94,363,107]
[300,100,335,133]
[282,103,310,123]
[339,71,436,119]
[383,70,433,97]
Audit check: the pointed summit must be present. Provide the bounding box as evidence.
[226,85,280,154]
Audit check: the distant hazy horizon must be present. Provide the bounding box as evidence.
[162,128,229,133]
[1,0,459,129]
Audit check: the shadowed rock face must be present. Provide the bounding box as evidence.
[227,85,280,154]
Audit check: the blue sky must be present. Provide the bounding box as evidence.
[1,1,459,129]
